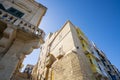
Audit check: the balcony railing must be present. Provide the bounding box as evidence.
[0,9,45,40]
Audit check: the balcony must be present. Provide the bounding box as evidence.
[45,54,56,68]
[0,9,45,43]
[91,64,103,78]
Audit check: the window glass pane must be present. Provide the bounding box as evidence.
[7,7,24,18]
[0,3,6,11]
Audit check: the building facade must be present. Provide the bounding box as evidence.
[0,0,47,80]
[35,21,120,80]
[12,64,34,80]
[23,64,34,79]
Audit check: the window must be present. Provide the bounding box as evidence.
[107,65,111,71]
[101,59,106,66]
[89,58,93,64]
[88,56,93,64]
[7,7,24,18]
[97,63,102,71]
[0,3,6,11]
[82,43,84,47]
[0,22,7,39]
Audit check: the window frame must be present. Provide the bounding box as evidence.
[7,7,24,18]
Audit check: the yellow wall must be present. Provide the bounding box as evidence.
[76,28,102,76]
[76,28,90,53]
[86,54,101,74]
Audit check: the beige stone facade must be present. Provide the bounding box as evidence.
[35,20,120,80]
[36,21,95,80]
[0,0,46,80]
[1,0,120,80]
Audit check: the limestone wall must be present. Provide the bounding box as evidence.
[37,21,95,80]
[1,0,46,27]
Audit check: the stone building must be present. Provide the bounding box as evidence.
[0,0,119,80]
[35,21,120,80]
[23,64,34,79]
[36,21,95,80]
[23,64,34,74]
[12,64,34,80]
[0,0,47,80]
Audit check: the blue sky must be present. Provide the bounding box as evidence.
[23,0,120,70]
